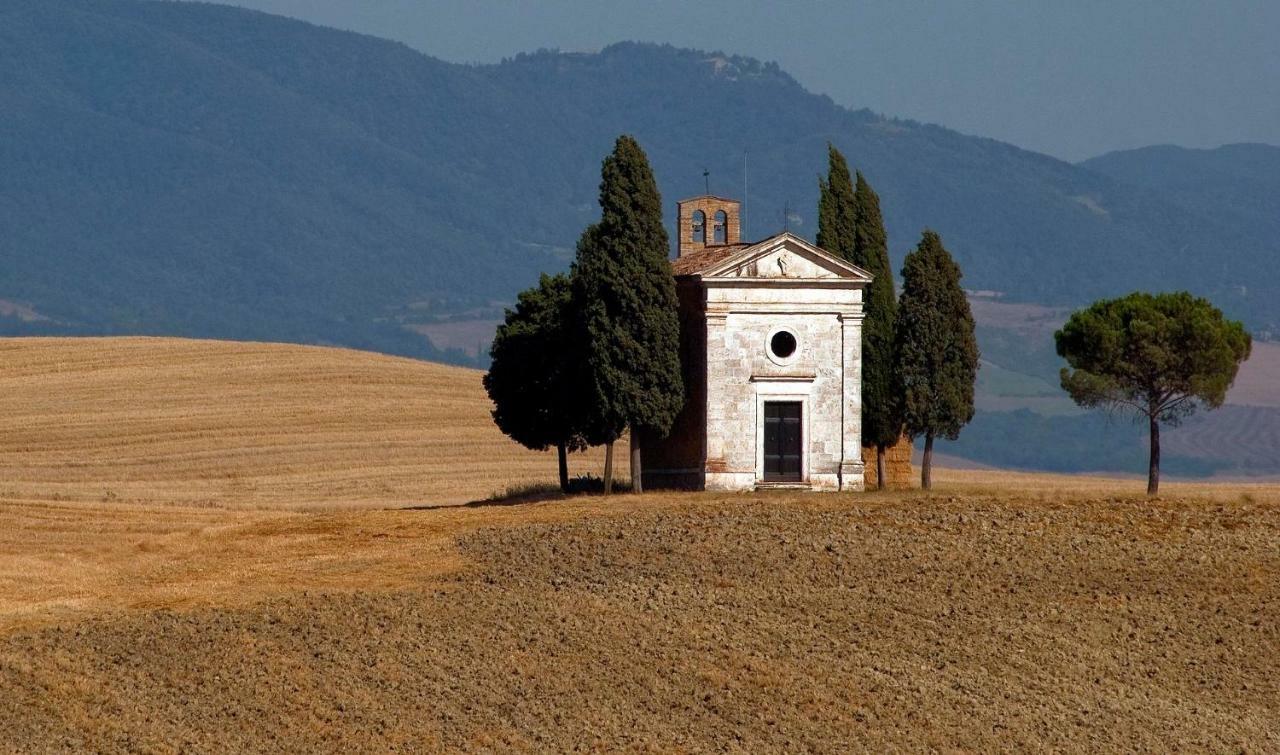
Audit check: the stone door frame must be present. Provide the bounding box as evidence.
[753,379,814,487]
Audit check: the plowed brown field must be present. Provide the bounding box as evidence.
[1,338,1277,752]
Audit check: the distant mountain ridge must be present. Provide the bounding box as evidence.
[2,0,1278,362]
[1081,143,1280,338]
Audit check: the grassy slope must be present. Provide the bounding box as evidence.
[0,337,1277,749]
[0,337,614,511]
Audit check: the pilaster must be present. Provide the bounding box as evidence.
[838,311,866,491]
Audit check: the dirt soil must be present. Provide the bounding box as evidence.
[2,493,1276,752]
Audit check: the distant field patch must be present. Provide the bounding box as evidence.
[1227,341,1280,408]
[0,299,51,323]
[977,359,1060,398]
[407,318,501,360]
[967,297,1071,339]
[1166,404,1280,471]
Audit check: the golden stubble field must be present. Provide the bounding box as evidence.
[0,336,621,511]
[0,337,1277,752]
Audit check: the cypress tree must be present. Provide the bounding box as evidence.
[853,170,901,488]
[894,230,979,489]
[483,273,586,492]
[817,146,902,489]
[571,135,684,494]
[815,145,857,263]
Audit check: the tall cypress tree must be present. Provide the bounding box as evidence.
[894,230,979,490]
[853,170,901,488]
[817,146,902,489]
[815,145,857,263]
[571,135,684,494]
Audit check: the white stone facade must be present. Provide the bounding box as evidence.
[644,211,872,493]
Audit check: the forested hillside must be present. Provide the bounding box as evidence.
[1082,143,1280,338]
[3,0,1278,361]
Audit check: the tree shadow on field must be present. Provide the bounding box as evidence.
[404,476,630,511]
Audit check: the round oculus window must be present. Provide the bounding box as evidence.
[769,330,798,359]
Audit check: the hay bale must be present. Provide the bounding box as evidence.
[861,434,914,489]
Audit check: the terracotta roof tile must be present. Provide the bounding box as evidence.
[670,243,750,276]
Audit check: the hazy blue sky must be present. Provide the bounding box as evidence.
[205,0,1279,161]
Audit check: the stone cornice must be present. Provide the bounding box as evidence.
[749,374,817,382]
[702,278,867,290]
[707,304,863,317]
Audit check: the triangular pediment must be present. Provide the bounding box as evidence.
[699,232,873,282]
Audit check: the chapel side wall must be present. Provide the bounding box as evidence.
[640,278,707,489]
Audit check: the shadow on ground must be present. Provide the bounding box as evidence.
[406,477,633,511]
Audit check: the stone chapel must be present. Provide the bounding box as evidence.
[641,195,874,492]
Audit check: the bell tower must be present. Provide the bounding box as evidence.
[676,196,741,257]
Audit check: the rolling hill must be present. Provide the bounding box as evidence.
[1081,144,1280,314]
[3,0,1279,364]
[0,336,615,509]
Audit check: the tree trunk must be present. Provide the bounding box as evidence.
[603,441,614,495]
[921,433,934,490]
[876,444,887,491]
[630,430,643,494]
[557,443,569,493]
[1147,415,1160,496]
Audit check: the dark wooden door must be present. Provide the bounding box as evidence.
[763,401,802,482]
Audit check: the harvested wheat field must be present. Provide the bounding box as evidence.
[1,337,1278,752]
[0,337,619,510]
